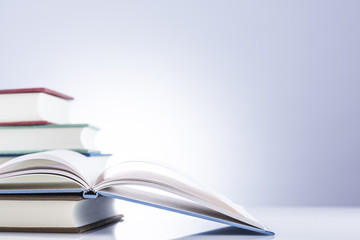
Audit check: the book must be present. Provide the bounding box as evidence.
[0,124,99,154]
[0,88,73,126]
[0,153,110,184]
[0,150,274,235]
[0,193,122,233]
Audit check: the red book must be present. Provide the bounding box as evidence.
[0,88,73,100]
[0,121,53,126]
[0,88,73,126]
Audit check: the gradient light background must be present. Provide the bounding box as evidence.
[0,0,359,207]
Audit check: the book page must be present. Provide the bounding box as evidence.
[0,165,88,189]
[95,161,265,230]
[100,186,251,224]
[0,150,103,189]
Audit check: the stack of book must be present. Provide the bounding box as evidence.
[0,88,274,235]
[0,88,123,233]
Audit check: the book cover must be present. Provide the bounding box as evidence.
[0,88,74,100]
[0,121,54,126]
[0,123,98,130]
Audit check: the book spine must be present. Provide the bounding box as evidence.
[82,190,98,199]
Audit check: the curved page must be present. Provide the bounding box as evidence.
[94,161,265,230]
[0,150,92,190]
[99,186,273,235]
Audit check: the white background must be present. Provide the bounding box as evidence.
[0,0,359,206]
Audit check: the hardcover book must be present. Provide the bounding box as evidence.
[0,88,73,126]
[0,150,274,235]
[0,124,99,154]
[0,193,122,233]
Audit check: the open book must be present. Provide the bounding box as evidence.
[0,150,273,235]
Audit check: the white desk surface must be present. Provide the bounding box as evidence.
[0,204,359,240]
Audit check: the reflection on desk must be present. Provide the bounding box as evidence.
[176,226,274,240]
